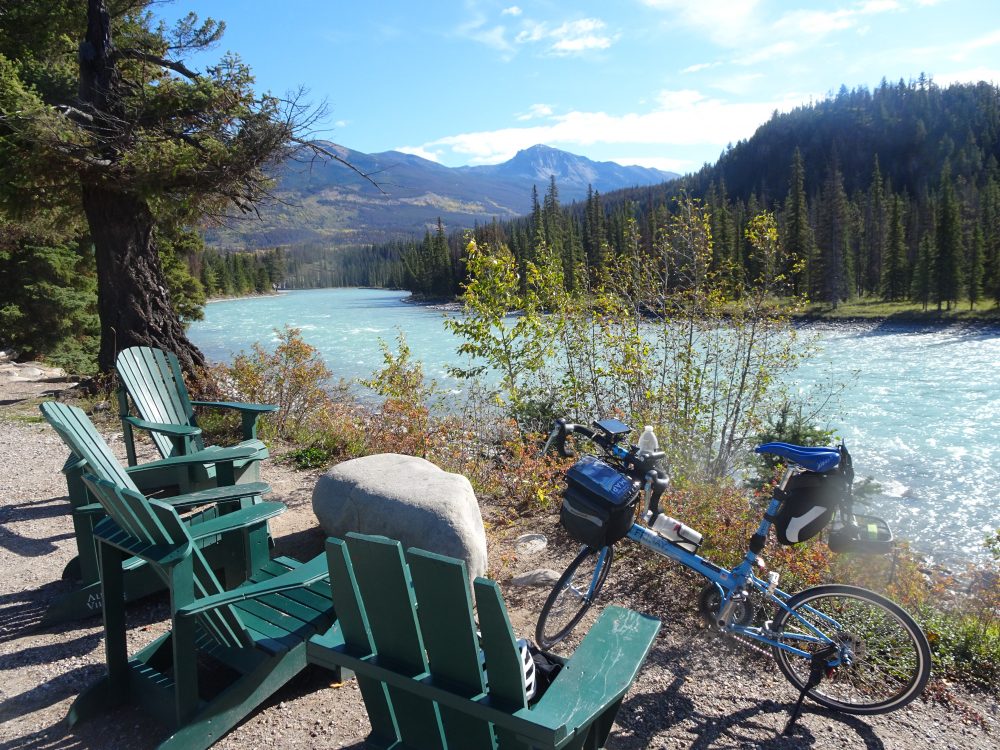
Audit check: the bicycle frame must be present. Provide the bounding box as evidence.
[621,465,847,664]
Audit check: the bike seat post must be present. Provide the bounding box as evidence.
[778,464,796,492]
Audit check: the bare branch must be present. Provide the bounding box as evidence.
[292,138,387,195]
[116,48,200,79]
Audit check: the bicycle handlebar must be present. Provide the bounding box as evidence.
[542,417,671,519]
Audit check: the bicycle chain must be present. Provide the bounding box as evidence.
[724,630,775,660]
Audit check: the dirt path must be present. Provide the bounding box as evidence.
[0,380,996,749]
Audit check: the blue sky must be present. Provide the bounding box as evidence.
[155,1,1000,174]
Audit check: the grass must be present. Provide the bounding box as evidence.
[800,297,1000,322]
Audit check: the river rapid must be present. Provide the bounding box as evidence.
[190,287,1000,564]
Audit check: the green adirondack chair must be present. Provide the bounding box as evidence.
[40,401,277,626]
[71,472,335,750]
[116,346,278,489]
[307,533,660,750]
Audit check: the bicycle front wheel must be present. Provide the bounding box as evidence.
[535,545,613,649]
[771,584,931,714]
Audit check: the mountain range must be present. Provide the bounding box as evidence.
[206,144,678,249]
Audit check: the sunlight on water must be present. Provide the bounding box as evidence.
[191,289,1000,563]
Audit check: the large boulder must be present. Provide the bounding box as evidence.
[312,453,488,579]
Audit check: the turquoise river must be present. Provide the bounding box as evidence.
[189,287,1000,564]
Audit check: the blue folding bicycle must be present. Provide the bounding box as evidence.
[536,418,931,721]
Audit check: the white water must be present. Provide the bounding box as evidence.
[190,288,1000,563]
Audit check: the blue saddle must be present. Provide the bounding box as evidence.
[754,442,841,473]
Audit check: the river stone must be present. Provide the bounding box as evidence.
[312,453,488,578]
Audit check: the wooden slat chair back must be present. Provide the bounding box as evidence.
[115,346,275,487]
[39,401,274,625]
[69,472,335,750]
[116,345,203,459]
[42,400,138,491]
[84,476,250,650]
[308,533,661,750]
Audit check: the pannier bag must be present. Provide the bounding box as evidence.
[772,469,846,545]
[560,455,638,548]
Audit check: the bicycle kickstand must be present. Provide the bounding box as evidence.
[782,645,838,735]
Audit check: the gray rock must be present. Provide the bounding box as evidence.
[510,568,560,587]
[312,453,488,579]
[515,533,547,557]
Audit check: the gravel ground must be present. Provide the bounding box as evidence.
[0,377,997,749]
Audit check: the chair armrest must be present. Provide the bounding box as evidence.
[191,400,279,414]
[526,606,660,735]
[186,501,286,541]
[73,502,106,516]
[191,400,278,440]
[178,553,328,616]
[123,415,202,438]
[162,480,271,509]
[124,445,258,474]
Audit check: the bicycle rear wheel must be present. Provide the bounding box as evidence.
[771,584,931,714]
[535,545,613,649]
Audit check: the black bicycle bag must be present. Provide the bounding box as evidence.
[560,455,638,548]
[772,469,846,545]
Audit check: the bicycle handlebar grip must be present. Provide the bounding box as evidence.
[551,419,575,457]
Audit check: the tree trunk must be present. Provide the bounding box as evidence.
[82,183,206,374]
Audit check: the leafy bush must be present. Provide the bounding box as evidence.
[210,325,332,440]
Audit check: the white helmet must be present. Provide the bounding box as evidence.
[477,632,537,701]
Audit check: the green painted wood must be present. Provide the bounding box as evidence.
[68,466,335,750]
[308,534,659,750]
[407,548,496,750]
[320,538,399,746]
[474,578,529,711]
[345,534,445,750]
[116,347,274,485]
[40,400,277,625]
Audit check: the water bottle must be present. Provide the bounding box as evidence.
[637,425,659,453]
[651,513,703,552]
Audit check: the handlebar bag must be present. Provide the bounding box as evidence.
[772,470,846,545]
[560,455,638,548]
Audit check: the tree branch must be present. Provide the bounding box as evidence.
[292,138,387,195]
[116,48,200,79]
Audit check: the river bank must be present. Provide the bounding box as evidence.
[1,375,997,749]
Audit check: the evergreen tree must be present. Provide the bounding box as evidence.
[862,156,888,296]
[911,233,934,310]
[881,196,908,300]
[0,1,338,373]
[782,149,814,297]
[967,224,985,310]
[814,160,851,305]
[934,167,965,310]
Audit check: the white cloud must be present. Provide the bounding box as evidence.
[455,16,512,52]
[516,103,555,121]
[681,62,719,74]
[951,28,1000,60]
[515,18,616,55]
[642,0,904,62]
[395,145,443,163]
[501,6,522,16]
[934,67,1000,86]
[403,88,810,167]
[333,120,349,129]
[639,1,763,48]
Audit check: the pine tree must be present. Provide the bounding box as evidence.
[782,149,814,297]
[967,225,985,310]
[934,167,965,310]
[881,196,908,300]
[814,160,851,306]
[911,233,934,310]
[863,156,888,296]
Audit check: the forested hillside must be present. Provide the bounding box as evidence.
[348,79,1000,311]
